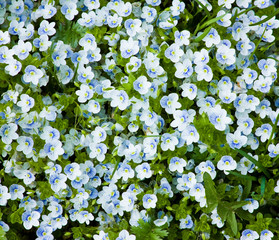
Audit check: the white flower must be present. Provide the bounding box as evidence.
[175,59,193,78]
[216,10,232,27]
[181,83,197,100]
[189,183,205,200]
[110,90,130,110]
[181,125,200,145]
[125,18,142,37]
[171,109,196,131]
[0,185,11,206]
[160,93,181,114]
[169,157,186,173]
[240,229,259,240]
[208,105,232,131]
[116,230,136,240]
[22,211,40,230]
[142,194,157,209]
[0,123,18,145]
[23,65,44,85]
[194,48,209,65]
[203,28,221,47]
[120,38,139,58]
[242,198,259,213]
[16,136,34,155]
[43,140,64,161]
[164,43,184,63]
[255,124,273,142]
[218,0,234,9]
[135,163,152,180]
[216,45,235,65]
[133,76,151,95]
[176,172,196,191]
[217,156,237,174]
[12,40,32,60]
[93,231,110,240]
[195,64,213,82]
[179,215,194,229]
[17,94,35,113]
[226,131,247,149]
[76,84,94,103]
[274,180,279,193]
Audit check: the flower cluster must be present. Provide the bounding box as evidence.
[0,0,278,239]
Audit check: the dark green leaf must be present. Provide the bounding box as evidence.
[228,171,257,181]
[241,179,252,200]
[235,209,255,221]
[217,202,229,222]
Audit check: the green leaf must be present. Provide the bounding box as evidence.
[227,211,237,236]
[0,226,6,238]
[131,219,168,240]
[235,209,255,221]
[10,207,24,224]
[37,181,53,200]
[217,202,229,222]
[203,172,219,212]
[72,227,83,239]
[194,26,212,42]
[193,0,210,17]
[198,13,227,31]
[234,149,271,178]
[153,228,168,238]
[260,176,266,198]
[230,201,250,210]
[228,171,257,181]
[250,27,267,62]
[241,179,252,200]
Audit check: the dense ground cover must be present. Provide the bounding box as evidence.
[0,0,279,239]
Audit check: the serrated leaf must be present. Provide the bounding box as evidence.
[153,228,169,238]
[10,207,24,224]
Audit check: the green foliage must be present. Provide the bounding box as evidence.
[9,208,24,224]
[131,219,168,240]
[194,215,210,233]
[37,181,53,200]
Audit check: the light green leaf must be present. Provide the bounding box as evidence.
[10,208,24,224]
